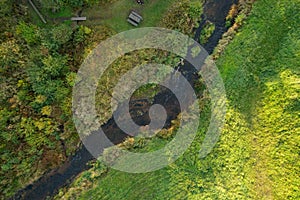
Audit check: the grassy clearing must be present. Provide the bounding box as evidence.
[46,7,73,18]
[81,0,184,32]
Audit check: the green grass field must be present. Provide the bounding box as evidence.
[81,0,178,32]
[56,0,300,199]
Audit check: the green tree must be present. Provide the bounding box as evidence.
[26,54,69,103]
[16,22,40,45]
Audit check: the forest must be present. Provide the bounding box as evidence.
[0,0,299,199]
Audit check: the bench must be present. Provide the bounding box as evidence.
[127,11,143,26]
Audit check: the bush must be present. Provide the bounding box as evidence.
[199,21,215,44]
[16,22,40,45]
[51,24,73,45]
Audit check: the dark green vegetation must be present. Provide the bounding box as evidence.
[0,0,114,197]
[199,21,215,44]
[56,0,300,199]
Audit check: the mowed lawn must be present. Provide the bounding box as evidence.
[81,0,176,32]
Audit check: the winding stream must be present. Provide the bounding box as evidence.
[12,0,237,199]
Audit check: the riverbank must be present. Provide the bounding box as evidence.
[57,0,300,199]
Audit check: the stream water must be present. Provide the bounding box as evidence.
[12,0,237,199]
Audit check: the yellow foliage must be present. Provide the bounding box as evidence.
[41,106,52,116]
